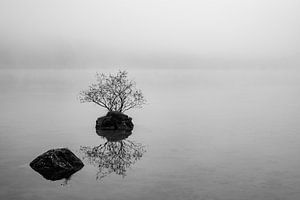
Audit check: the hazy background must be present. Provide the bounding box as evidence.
[1,1,300,199]
[0,0,299,69]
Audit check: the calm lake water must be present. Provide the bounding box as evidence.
[0,68,300,200]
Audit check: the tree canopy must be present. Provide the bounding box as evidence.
[79,70,146,113]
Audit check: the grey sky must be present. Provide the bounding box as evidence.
[0,0,299,69]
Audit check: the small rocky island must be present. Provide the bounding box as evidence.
[96,111,134,131]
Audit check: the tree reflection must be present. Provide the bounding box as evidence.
[80,130,145,180]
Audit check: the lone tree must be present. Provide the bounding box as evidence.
[79,70,146,113]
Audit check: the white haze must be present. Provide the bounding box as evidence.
[0,0,299,69]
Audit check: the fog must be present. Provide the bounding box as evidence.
[0,0,299,69]
[1,2,300,199]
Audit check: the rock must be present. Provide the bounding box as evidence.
[96,111,134,131]
[96,130,132,141]
[30,148,84,181]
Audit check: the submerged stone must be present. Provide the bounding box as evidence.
[30,148,84,181]
[96,111,134,131]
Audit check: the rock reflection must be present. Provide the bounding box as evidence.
[80,130,146,180]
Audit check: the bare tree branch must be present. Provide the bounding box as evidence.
[79,70,146,113]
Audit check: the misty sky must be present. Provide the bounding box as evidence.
[0,0,299,69]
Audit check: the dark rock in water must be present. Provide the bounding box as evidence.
[96,111,134,131]
[30,148,84,181]
[96,129,132,141]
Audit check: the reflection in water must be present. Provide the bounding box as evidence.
[96,129,133,141]
[80,130,146,180]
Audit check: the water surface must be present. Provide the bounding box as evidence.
[0,68,300,200]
